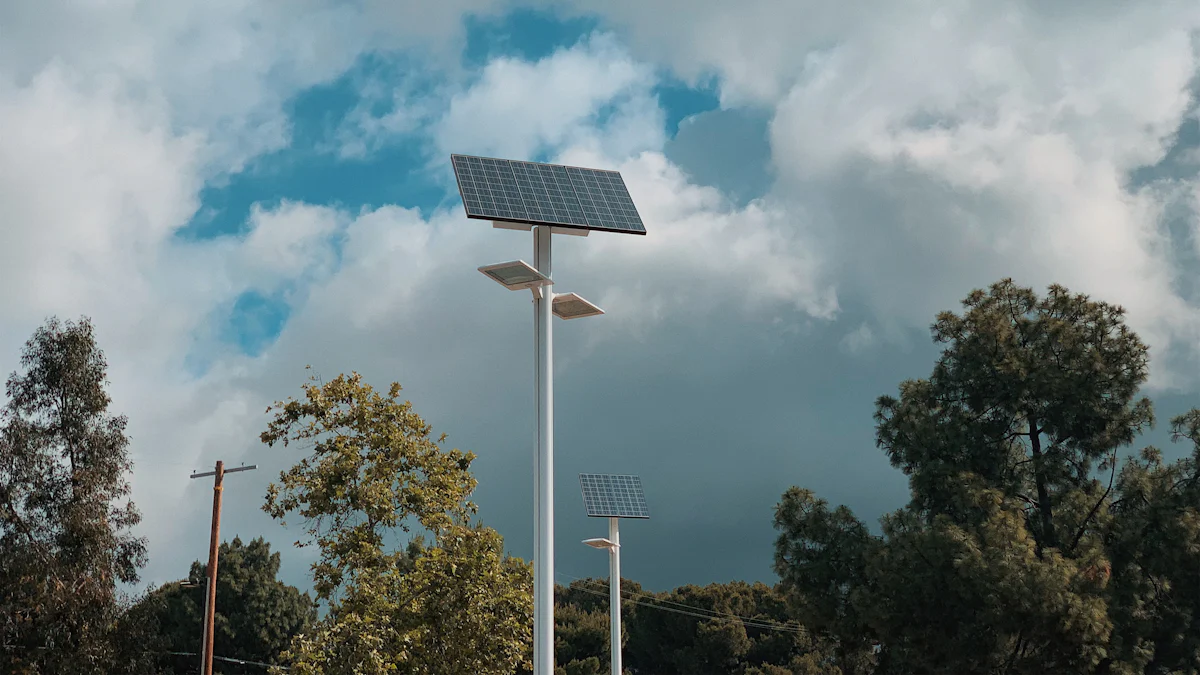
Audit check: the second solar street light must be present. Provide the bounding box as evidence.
[579,473,649,675]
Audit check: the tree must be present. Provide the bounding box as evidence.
[554,595,610,675]
[771,490,875,674]
[553,579,642,675]
[0,317,148,674]
[1103,411,1200,674]
[129,536,316,673]
[550,577,832,675]
[876,279,1151,551]
[774,280,1161,674]
[261,370,532,674]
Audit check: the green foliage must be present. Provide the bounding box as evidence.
[772,488,873,669]
[554,599,611,673]
[262,370,479,602]
[261,370,532,674]
[1104,412,1200,674]
[875,278,1152,551]
[773,279,1200,675]
[553,577,834,675]
[872,487,1110,673]
[129,536,316,673]
[0,317,148,674]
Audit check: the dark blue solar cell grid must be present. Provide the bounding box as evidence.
[564,167,645,234]
[451,154,647,235]
[578,473,649,519]
[510,161,588,227]
[453,155,529,222]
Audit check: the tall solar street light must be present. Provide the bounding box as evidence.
[579,473,649,675]
[450,154,647,675]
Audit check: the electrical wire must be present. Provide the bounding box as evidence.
[564,573,755,619]
[0,645,286,672]
[565,581,808,634]
[556,573,809,635]
[559,571,799,626]
[162,650,288,670]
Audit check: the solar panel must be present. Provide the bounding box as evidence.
[579,473,649,519]
[451,154,646,235]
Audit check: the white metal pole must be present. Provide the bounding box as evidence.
[532,229,542,674]
[533,225,555,675]
[609,517,622,675]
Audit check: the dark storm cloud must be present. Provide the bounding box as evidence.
[664,108,774,207]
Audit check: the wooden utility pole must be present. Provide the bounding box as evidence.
[190,461,256,675]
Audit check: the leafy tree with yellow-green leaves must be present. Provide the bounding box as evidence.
[774,279,1200,675]
[261,370,532,675]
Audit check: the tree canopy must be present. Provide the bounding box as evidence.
[129,536,317,673]
[261,370,533,674]
[0,317,148,674]
[773,279,1200,675]
[552,578,836,675]
[7,282,1200,675]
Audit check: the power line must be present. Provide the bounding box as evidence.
[162,650,288,670]
[565,581,808,634]
[559,571,797,625]
[557,574,810,635]
[1,646,286,671]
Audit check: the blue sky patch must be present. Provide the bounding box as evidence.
[176,7,730,363]
[175,54,450,242]
[463,7,600,68]
[221,289,291,357]
[656,77,721,137]
[176,10,725,246]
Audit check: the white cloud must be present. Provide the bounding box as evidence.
[237,202,345,289]
[765,8,1200,386]
[6,0,1200,593]
[332,73,447,159]
[0,12,831,589]
[577,0,1200,387]
[433,32,664,161]
[0,0,514,174]
[840,323,877,356]
[0,64,205,360]
[561,150,836,325]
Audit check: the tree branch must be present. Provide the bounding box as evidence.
[1004,629,1026,674]
[1028,417,1056,554]
[1067,451,1116,555]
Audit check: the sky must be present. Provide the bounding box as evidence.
[3,1,1200,595]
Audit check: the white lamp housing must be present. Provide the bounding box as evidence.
[582,537,618,551]
[553,293,604,320]
[478,260,553,291]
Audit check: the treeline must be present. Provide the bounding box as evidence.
[3,278,1200,674]
[770,280,1200,674]
[555,578,828,675]
[126,562,817,674]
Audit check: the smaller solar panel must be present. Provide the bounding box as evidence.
[579,473,649,519]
